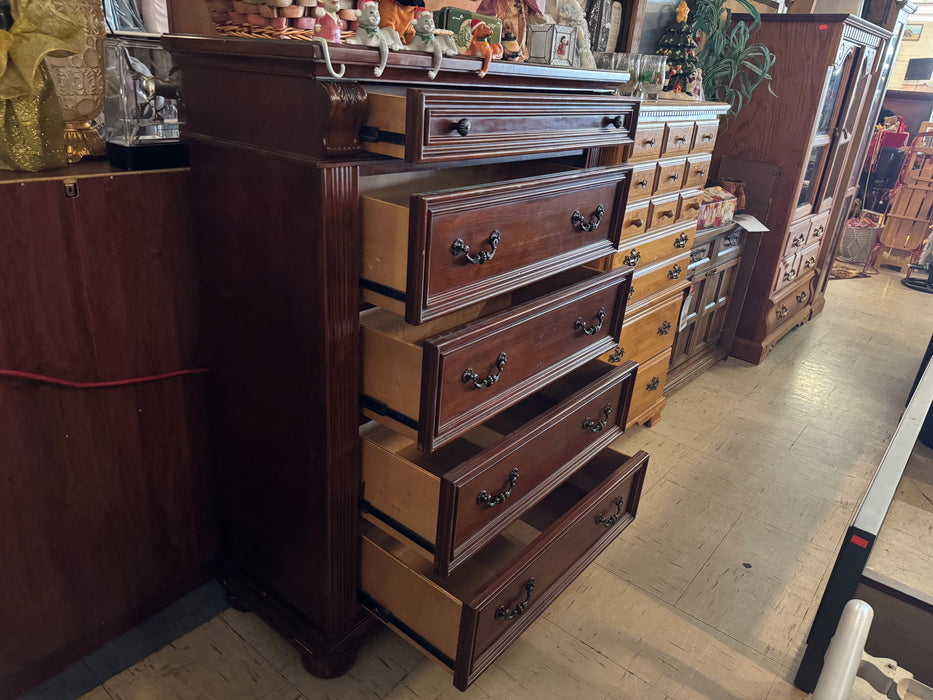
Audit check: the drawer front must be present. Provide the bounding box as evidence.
[677,190,703,224]
[628,162,658,201]
[774,252,799,293]
[620,201,649,244]
[423,267,632,452]
[806,211,830,247]
[767,277,813,335]
[361,447,648,691]
[663,122,694,156]
[692,120,719,152]
[407,166,632,324]
[784,218,810,258]
[684,154,712,189]
[627,348,671,422]
[615,223,695,272]
[798,240,821,275]
[627,254,690,307]
[612,291,684,364]
[654,157,687,194]
[646,192,680,230]
[713,227,743,266]
[403,90,637,163]
[630,124,665,161]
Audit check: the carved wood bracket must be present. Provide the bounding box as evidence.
[313,81,370,156]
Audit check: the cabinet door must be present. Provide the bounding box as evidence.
[670,256,740,367]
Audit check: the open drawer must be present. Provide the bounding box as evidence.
[361,360,637,575]
[361,266,632,453]
[360,445,649,690]
[361,163,631,324]
[361,88,637,163]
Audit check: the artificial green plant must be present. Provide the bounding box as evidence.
[692,0,776,120]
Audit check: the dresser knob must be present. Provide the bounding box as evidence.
[668,263,682,280]
[668,173,680,182]
[624,248,641,267]
[696,168,706,177]
[646,376,660,391]
[572,204,605,232]
[660,209,675,219]
[657,320,671,335]
[476,468,519,507]
[645,137,657,147]
[637,179,649,189]
[575,306,606,335]
[451,230,500,265]
[629,217,645,228]
[702,133,714,142]
[594,496,625,528]
[455,118,471,137]
[674,231,689,248]
[609,115,624,129]
[462,352,507,388]
[582,403,613,433]
[495,578,535,620]
[675,135,687,143]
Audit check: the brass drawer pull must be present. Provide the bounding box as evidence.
[674,231,690,248]
[812,225,825,238]
[796,291,808,303]
[668,173,680,182]
[609,115,624,129]
[644,137,657,147]
[595,497,625,528]
[646,376,660,391]
[495,578,535,620]
[658,320,671,335]
[783,268,797,282]
[668,263,682,280]
[690,248,708,263]
[792,233,806,248]
[724,232,740,247]
[462,352,507,388]
[452,230,500,265]
[572,204,605,232]
[702,133,714,142]
[675,135,688,143]
[582,403,613,433]
[805,256,816,269]
[608,345,624,363]
[637,178,650,189]
[476,467,519,507]
[696,167,706,177]
[628,217,645,228]
[575,306,606,335]
[455,118,471,137]
[624,248,641,267]
[776,305,789,318]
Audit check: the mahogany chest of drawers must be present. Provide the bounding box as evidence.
[166,37,650,690]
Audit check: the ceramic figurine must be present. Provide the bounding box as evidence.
[346,0,392,76]
[377,0,424,46]
[314,0,342,42]
[466,18,503,78]
[406,9,456,79]
[476,0,544,61]
[500,24,522,61]
[556,0,595,68]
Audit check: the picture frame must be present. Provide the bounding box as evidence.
[904,23,923,41]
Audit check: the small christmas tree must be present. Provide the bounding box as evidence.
[657,0,700,95]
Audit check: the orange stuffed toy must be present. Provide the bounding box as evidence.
[377,0,424,45]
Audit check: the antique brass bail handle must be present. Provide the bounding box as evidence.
[476,468,520,507]
[624,248,641,267]
[657,320,671,335]
[451,230,500,264]
[674,231,690,248]
[462,352,507,388]
[575,306,606,335]
[594,497,625,528]
[582,403,613,432]
[646,376,660,391]
[668,264,682,280]
[572,204,605,232]
[495,578,535,620]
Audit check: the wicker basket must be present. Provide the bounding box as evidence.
[206,0,356,40]
[837,225,880,265]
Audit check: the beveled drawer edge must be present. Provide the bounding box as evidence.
[437,360,639,575]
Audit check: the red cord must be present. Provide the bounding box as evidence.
[0,367,209,389]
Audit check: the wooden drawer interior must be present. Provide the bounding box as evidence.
[361,360,637,575]
[360,445,648,690]
[654,157,687,194]
[627,348,671,424]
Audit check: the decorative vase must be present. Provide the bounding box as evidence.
[45,0,106,163]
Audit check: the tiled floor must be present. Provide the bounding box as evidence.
[75,269,933,700]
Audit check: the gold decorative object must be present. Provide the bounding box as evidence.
[44,0,105,162]
[0,0,84,171]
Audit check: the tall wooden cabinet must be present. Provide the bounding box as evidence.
[166,36,651,691]
[713,15,889,363]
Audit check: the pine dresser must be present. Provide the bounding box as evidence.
[164,36,651,690]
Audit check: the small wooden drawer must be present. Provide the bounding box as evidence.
[806,211,830,247]
[628,161,658,201]
[361,360,637,576]
[677,190,703,224]
[361,164,631,324]
[611,223,695,274]
[712,227,743,266]
[783,218,810,258]
[360,446,648,690]
[798,240,821,276]
[647,192,680,230]
[684,154,712,189]
[768,277,813,335]
[692,120,719,152]
[608,290,684,365]
[774,251,800,293]
[629,124,665,161]
[362,89,637,164]
[627,254,691,307]
[626,348,671,425]
[662,122,694,156]
[654,157,687,194]
[687,240,712,272]
[361,267,632,453]
[620,201,649,243]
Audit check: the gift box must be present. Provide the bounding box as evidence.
[697,186,737,230]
